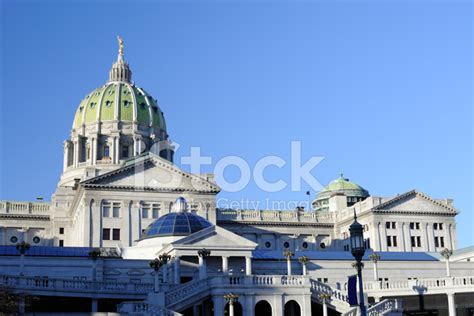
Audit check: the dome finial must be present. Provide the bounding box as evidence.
[339,172,344,179]
[109,35,132,83]
[117,35,124,58]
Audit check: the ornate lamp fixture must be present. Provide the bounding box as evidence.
[198,248,211,258]
[349,211,366,316]
[16,241,30,255]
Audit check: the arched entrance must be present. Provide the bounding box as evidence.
[224,301,243,316]
[255,300,272,316]
[284,300,301,316]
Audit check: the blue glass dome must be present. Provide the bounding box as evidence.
[140,212,212,240]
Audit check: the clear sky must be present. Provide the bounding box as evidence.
[0,0,472,247]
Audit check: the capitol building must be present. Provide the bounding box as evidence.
[0,40,473,316]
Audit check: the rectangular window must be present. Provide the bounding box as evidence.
[435,237,439,248]
[122,146,129,158]
[439,223,443,230]
[392,222,396,229]
[59,227,64,235]
[142,207,149,219]
[386,236,392,247]
[102,205,110,217]
[59,240,64,247]
[411,236,416,247]
[152,207,159,219]
[112,204,120,218]
[410,222,414,229]
[416,223,420,230]
[112,229,120,241]
[103,228,111,240]
[440,237,445,247]
[393,236,398,247]
[417,236,421,247]
[385,222,391,229]
[104,145,110,157]
[433,223,438,230]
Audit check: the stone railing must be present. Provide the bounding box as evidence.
[0,200,51,215]
[310,278,349,302]
[364,275,474,294]
[216,209,334,224]
[117,301,182,316]
[0,274,152,296]
[165,277,210,307]
[367,298,402,316]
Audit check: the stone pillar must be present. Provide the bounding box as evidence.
[222,256,229,274]
[379,222,387,251]
[198,256,206,279]
[302,263,307,276]
[422,223,430,251]
[229,301,235,316]
[446,224,453,250]
[212,295,224,316]
[174,256,181,284]
[91,137,97,165]
[445,258,451,277]
[302,294,312,316]
[133,137,138,156]
[287,258,292,276]
[245,295,254,316]
[403,223,411,252]
[397,222,405,251]
[427,224,435,252]
[91,298,98,312]
[63,141,70,171]
[323,300,328,316]
[245,256,252,276]
[447,293,456,316]
[115,137,120,163]
[73,140,79,167]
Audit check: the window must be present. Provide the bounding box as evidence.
[364,238,371,250]
[344,245,349,251]
[112,229,120,241]
[434,223,444,230]
[104,146,110,157]
[103,204,110,217]
[411,236,422,247]
[10,236,18,243]
[59,227,64,235]
[103,228,111,240]
[433,223,438,230]
[152,207,159,219]
[59,240,64,247]
[440,237,445,247]
[32,236,40,244]
[435,237,439,248]
[439,223,443,230]
[386,222,396,229]
[385,222,390,229]
[320,242,326,249]
[410,222,420,230]
[142,207,149,219]
[122,145,129,158]
[283,241,290,249]
[302,242,308,249]
[112,205,120,218]
[387,236,397,247]
[265,241,271,248]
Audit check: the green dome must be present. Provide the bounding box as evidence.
[317,173,369,199]
[72,82,166,131]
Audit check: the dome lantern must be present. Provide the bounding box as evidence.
[109,35,132,83]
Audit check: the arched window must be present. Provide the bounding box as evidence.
[255,300,272,316]
[284,300,301,316]
[104,145,110,158]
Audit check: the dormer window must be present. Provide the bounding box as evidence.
[124,100,130,108]
[105,100,113,107]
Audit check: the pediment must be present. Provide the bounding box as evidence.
[166,226,257,251]
[373,190,457,215]
[81,153,220,194]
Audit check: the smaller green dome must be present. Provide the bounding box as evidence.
[317,173,369,199]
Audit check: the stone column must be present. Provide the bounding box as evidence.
[91,298,98,312]
[245,295,254,316]
[73,140,79,167]
[447,293,456,316]
[198,249,210,280]
[212,295,225,316]
[63,141,70,171]
[222,256,229,274]
[446,224,453,250]
[397,222,405,251]
[403,223,411,252]
[427,223,435,252]
[422,223,430,251]
[245,256,252,276]
[174,256,181,284]
[91,137,98,165]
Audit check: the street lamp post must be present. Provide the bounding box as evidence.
[158,254,171,283]
[319,293,331,316]
[149,258,164,292]
[440,248,453,277]
[368,253,381,281]
[283,250,295,276]
[224,293,239,316]
[16,242,30,276]
[298,256,310,276]
[349,211,367,316]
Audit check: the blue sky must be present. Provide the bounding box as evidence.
[0,0,472,247]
